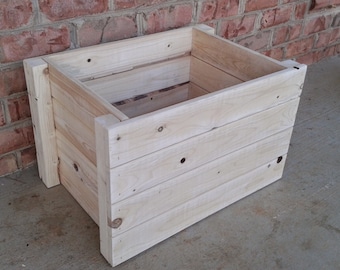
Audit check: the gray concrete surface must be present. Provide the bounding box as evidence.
[1,56,339,270]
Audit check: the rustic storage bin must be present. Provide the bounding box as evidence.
[24,25,306,267]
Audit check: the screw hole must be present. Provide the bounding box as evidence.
[180,158,186,164]
[87,58,91,63]
[158,126,164,132]
[277,156,283,163]
[73,163,79,172]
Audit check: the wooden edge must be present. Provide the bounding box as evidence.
[95,114,121,266]
[193,24,216,34]
[23,57,60,188]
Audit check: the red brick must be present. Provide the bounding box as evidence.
[115,0,166,9]
[316,28,340,48]
[310,0,340,12]
[262,47,284,61]
[261,6,293,29]
[39,0,108,21]
[145,4,193,34]
[273,24,302,45]
[199,0,238,22]
[0,26,70,63]
[0,103,5,126]
[303,15,332,35]
[245,0,277,12]
[78,16,137,47]
[102,16,137,42]
[7,94,31,123]
[0,154,18,176]
[295,2,307,20]
[296,51,324,65]
[0,0,33,30]
[0,67,27,98]
[285,36,315,58]
[0,126,34,155]
[220,15,256,39]
[238,31,271,51]
[21,146,36,168]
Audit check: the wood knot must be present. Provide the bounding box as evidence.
[109,218,123,229]
[43,68,49,75]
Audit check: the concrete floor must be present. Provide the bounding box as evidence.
[1,56,339,270]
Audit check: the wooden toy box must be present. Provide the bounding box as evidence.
[23,25,306,267]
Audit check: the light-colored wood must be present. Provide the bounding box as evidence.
[193,24,216,34]
[95,114,121,266]
[44,27,193,80]
[56,130,97,197]
[53,99,96,165]
[49,64,128,126]
[192,28,284,81]
[187,83,209,98]
[23,58,59,188]
[109,128,292,235]
[190,56,244,92]
[109,99,299,202]
[85,56,191,103]
[115,83,206,118]
[109,156,287,266]
[105,67,305,168]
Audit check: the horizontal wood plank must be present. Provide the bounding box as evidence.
[110,128,293,234]
[190,56,244,92]
[85,56,191,103]
[104,66,305,168]
[44,27,193,80]
[110,99,299,202]
[116,83,193,118]
[192,28,284,81]
[109,155,287,266]
[53,99,96,165]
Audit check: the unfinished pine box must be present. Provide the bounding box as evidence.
[24,25,306,267]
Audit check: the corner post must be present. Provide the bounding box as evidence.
[23,58,59,188]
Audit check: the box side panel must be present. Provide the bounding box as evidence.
[48,65,122,224]
[44,27,193,81]
[84,56,191,103]
[105,67,305,168]
[23,58,59,188]
[109,155,287,266]
[192,28,285,81]
[109,99,299,202]
[109,128,292,235]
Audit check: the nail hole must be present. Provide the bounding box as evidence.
[180,158,186,164]
[73,163,79,172]
[158,126,164,132]
[117,136,121,141]
[87,58,91,63]
[293,66,299,70]
[167,44,171,47]
[277,95,280,99]
[277,156,283,163]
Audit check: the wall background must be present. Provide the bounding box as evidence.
[0,0,340,176]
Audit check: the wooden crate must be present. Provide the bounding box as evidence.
[23,25,306,267]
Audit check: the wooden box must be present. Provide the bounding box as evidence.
[23,25,306,267]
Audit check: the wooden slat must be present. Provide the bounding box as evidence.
[53,99,96,165]
[110,128,293,235]
[109,99,299,202]
[85,56,191,103]
[190,56,244,92]
[56,130,97,196]
[23,58,59,188]
[49,64,128,128]
[104,66,305,168]
[187,83,209,98]
[192,28,285,81]
[109,155,287,266]
[59,159,99,225]
[116,83,191,118]
[44,27,193,80]
[95,114,121,266]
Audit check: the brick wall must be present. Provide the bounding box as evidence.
[0,0,339,176]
